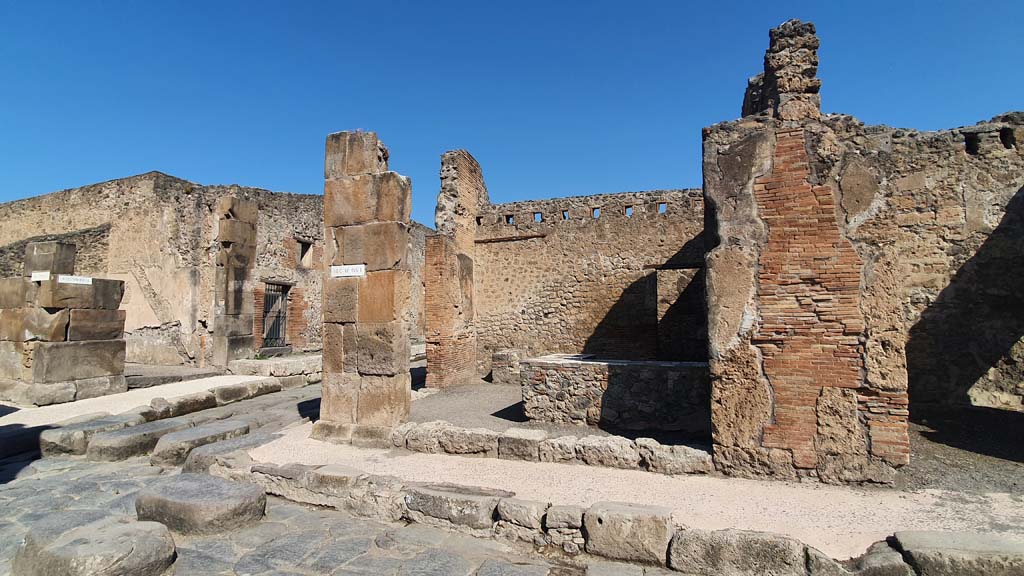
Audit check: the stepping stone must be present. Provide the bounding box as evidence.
[183,432,278,473]
[86,417,193,461]
[893,530,1024,576]
[39,412,146,456]
[150,419,250,467]
[12,509,175,576]
[135,473,266,534]
[477,558,551,576]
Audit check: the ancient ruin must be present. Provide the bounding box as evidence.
[0,16,1022,576]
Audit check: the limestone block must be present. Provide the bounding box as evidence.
[212,334,254,367]
[438,426,499,456]
[39,412,145,456]
[357,270,411,323]
[498,428,547,461]
[892,530,1024,576]
[135,473,266,534]
[30,340,126,383]
[215,313,253,337]
[12,509,176,576]
[34,278,124,310]
[323,278,359,323]
[353,321,410,376]
[151,419,251,467]
[357,373,410,426]
[538,436,579,463]
[321,372,358,423]
[405,421,454,453]
[217,218,256,246]
[0,278,37,309]
[22,241,76,277]
[310,420,354,443]
[149,391,217,419]
[390,421,417,448]
[584,502,674,565]
[575,436,641,469]
[324,172,411,226]
[350,424,395,448]
[86,417,194,461]
[404,483,510,530]
[322,322,346,373]
[27,381,77,405]
[74,375,127,400]
[667,528,807,575]
[327,222,409,272]
[325,131,388,178]
[636,438,713,475]
[67,309,125,341]
[497,498,549,531]
[545,505,584,529]
[304,464,364,496]
[183,432,278,473]
[0,308,69,342]
[214,196,259,224]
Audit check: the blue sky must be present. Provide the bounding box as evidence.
[1,1,1021,226]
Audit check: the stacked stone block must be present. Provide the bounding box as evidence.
[0,241,127,405]
[314,131,412,442]
[742,19,821,121]
[212,196,258,367]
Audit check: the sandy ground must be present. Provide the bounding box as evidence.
[249,422,1024,560]
[0,375,266,429]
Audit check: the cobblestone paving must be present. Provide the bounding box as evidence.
[0,457,600,576]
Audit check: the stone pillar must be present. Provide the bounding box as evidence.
[212,196,258,367]
[0,241,127,406]
[424,150,489,387]
[313,131,413,444]
[741,19,821,121]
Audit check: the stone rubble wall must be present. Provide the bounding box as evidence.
[0,224,111,278]
[520,355,710,435]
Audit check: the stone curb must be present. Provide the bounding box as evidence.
[387,420,713,477]
[204,451,1024,575]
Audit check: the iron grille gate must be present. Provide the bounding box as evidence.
[262,283,288,348]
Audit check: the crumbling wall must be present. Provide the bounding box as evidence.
[0,225,111,278]
[473,190,706,372]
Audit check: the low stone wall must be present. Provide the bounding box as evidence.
[228,354,322,390]
[521,355,710,435]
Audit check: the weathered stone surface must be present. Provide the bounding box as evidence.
[72,375,127,400]
[311,420,354,444]
[667,528,807,575]
[0,278,36,309]
[390,421,418,448]
[358,270,411,323]
[149,390,217,419]
[498,428,547,461]
[320,372,358,424]
[34,278,124,310]
[497,498,548,531]
[840,541,914,576]
[404,483,511,530]
[438,426,499,456]
[356,373,410,426]
[635,438,713,475]
[183,432,278,473]
[324,172,411,227]
[575,436,641,469]
[353,321,410,376]
[545,505,584,529]
[476,558,550,576]
[538,436,578,463]
[350,424,395,448]
[67,309,125,341]
[325,130,388,178]
[583,502,673,565]
[304,464,364,496]
[22,241,76,277]
[0,308,69,343]
[39,412,144,456]
[323,278,359,324]
[135,473,266,534]
[86,417,193,461]
[12,510,175,576]
[21,340,125,383]
[151,419,250,466]
[892,530,1024,576]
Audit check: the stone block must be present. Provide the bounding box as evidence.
[86,417,194,461]
[545,505,584,529]
[323,277,359,323]
[16,381,76,406]
[438,426,499,456]
[151,419,251,467]
[217,218,256,246]
[22,241,76,277]
[636,438,713,475]
[212,381,251,405]
[34,278,124,310]
[357,373,410,426]
[149,390,217,419]
[324,171,412,227]
[576,435,642,469]
[584,502,674,565]
[67,309,125,341]
[215,196,258,224]
[74,375,127,400]
[667,528,807,575]
[539,436,579,463]
[405,421,454,453]
[135,473,266,535]
[323,322,346,373]
[892,530,1024,576]
[405,483,510,530]
[304,464,365,496]
[0,307,68,342]
[311,419,354,443]
[498,428,548,461]
[183,432,278,473]
[214,265,254,316]
[350,424,395,448]
[357,270,411,323]
[321,372,358,423]
[0,278,36,308]
[353,321,410,376]
[325,130,388,178]
[29,340,126,383]
[212,334,254,367]
[39,412,144,456]
[215,313,253,337]
[326,222,409,272]
[497,498,548,530]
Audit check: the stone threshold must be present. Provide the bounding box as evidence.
[207,442,1024,576]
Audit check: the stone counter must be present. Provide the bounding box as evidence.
[521,354,710,436]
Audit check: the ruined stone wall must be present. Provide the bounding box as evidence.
[0,225,111,278]
[473,190,706,372]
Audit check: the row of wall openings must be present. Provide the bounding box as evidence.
[483,201,671,225]
[966,128,1016,155]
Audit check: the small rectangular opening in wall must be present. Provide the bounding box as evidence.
[534,212,543,223]
[505,214,514,225]
[476,217,483,226]
[965,133,981,155]
[625,206,633,217]
[592,207,601,218]
[297,239,313,268]
[562,210,569,220]
[1000,127,1016,149]
[658,202,667,214]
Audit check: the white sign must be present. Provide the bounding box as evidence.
[330,264,366,278]
[57,275,93,286]
[29,271,51,282]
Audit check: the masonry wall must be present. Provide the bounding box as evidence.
[472,190,706,372]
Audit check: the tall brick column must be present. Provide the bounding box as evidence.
[212,197,258,367]
[313,131,413,444]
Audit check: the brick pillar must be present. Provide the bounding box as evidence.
[212,197,257,367]
[313,131,413,445]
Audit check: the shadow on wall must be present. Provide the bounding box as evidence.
[906,185,1024,463]
[581,233,708,362]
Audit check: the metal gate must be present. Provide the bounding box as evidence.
[262,283,288,348]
